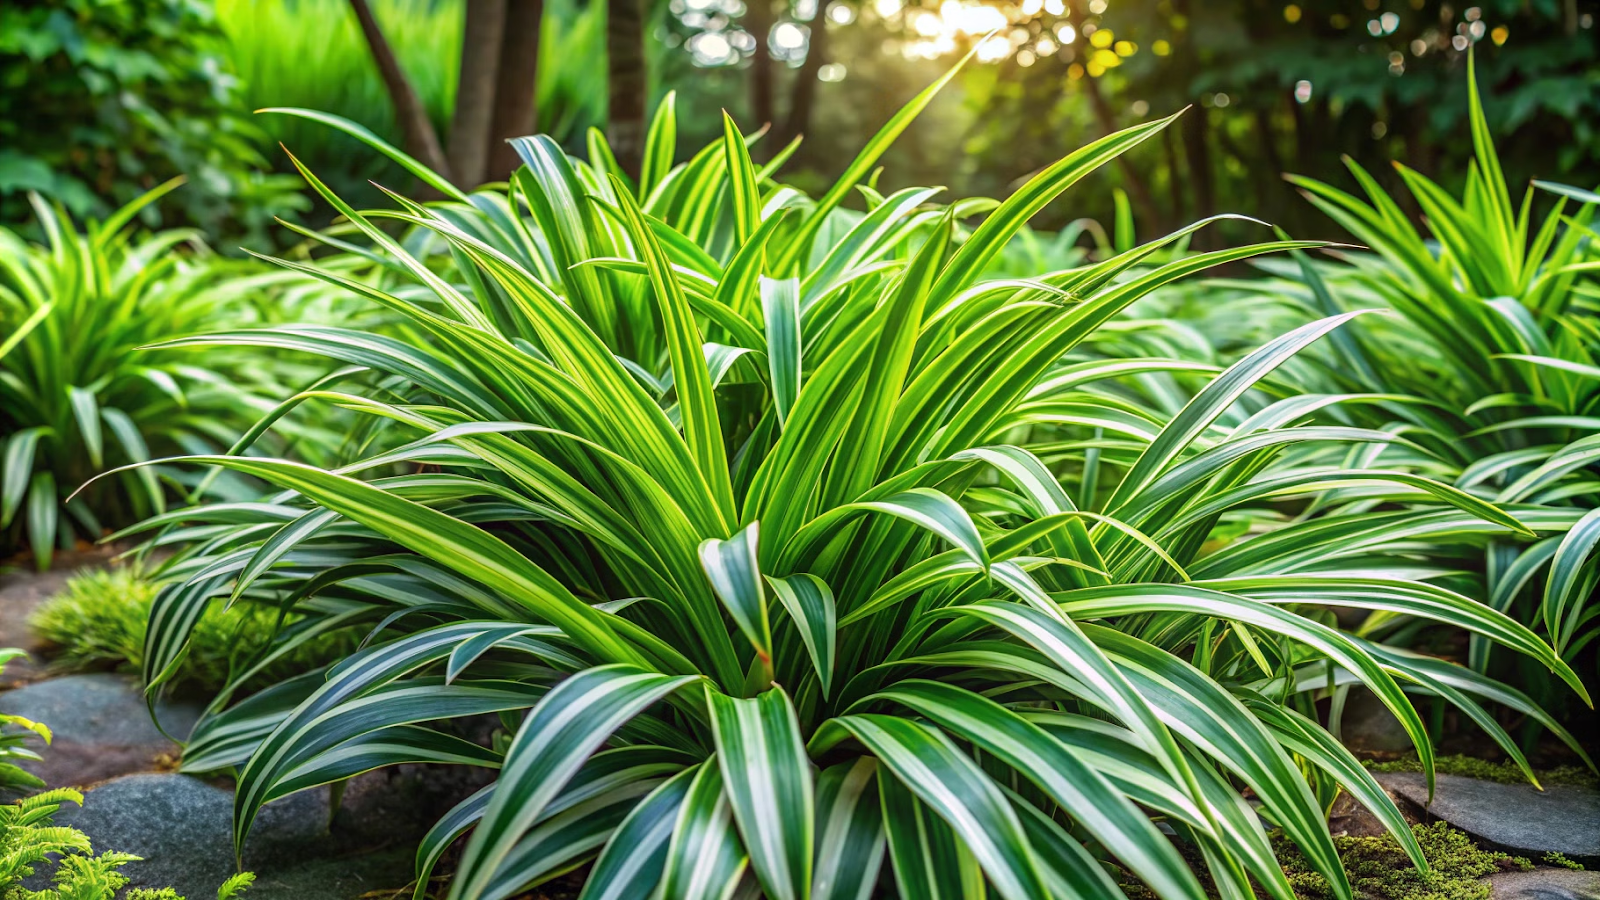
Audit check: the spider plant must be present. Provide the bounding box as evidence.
[114,61,1588,900]
[1234,56,1600,709]
[0,180,335,569]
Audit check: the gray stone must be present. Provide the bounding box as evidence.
[1336,688,1415,755]
[24,767,487,899]
[1487,868,1600,899]
[0,673,201,787]
[1377,773,1600,865]
[36,774,327,898]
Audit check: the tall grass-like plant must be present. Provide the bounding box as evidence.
[0,180,336,568]
[119,63,1589,900]
[1208,57,1600,709]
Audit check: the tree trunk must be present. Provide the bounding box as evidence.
[607,0,647,175]
[449,0,508,189]
[1079,62,1163,235]
[1251,105,1287,225]
[779,11,826,148]
[746,0,775,136]
[487,0,545,179]
[1170,0,1212,244]
[347,0,452,182]
[1162,122,1185,223]
[1182,105,1214,234]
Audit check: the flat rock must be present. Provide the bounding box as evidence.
[1487,868,1600,899]
[0,673,201,787]
[26,766,489,899]
[1377,773,1600,865]
[30,772,432,900]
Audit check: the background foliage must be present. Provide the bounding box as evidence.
[5,0,1595,245]
[0,0,305,247]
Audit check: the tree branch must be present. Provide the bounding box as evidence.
[348,0,453,184]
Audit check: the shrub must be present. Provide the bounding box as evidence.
[0,181,336,569]
[29,567,356,694]
[0,0,304,246]
[129,61,1589,900]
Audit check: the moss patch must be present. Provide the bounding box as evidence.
[1278,821,1530,900]
[1542,852,1585,871]
[1365,753,1598,789]
[29,567,354,694]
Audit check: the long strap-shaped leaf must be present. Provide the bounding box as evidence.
[449,665,699,900]
[723,113,762,246]
[767,573,837,697]
[101,456,644,671]
[763,276,803,429]
[708,687,813,900]
[1202,574,1587,701]
[876,769,983,899]
[578,766,699,900]
[641,91,679,202]
[937,601,1233,875]
[269,722,505,801]
[811,758,885,900]
[1,427,48,528]
[700,522,772,671]
[772,43,980,273]
[1102,311,1375,517]
[1054,584,1436,794]
[0,300,52,362]
[821,214,952,509]
[1242,698,1425,872]
[810,715,1051,900]
[609,174,737,527]
[260,108,468,201]
[1083,627,1350,900]
[511,136,623,345]
[869,679,1208,900]
[1543,506,1600,654]
[479,780,656,900]
[926,112,1179,314]
[1010,795,1132,900]
[229,623,541,849]
[781,488,989,573]
[658,757,752,900]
